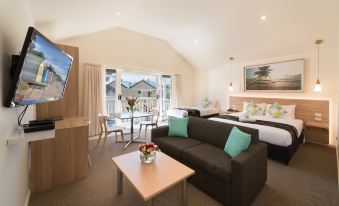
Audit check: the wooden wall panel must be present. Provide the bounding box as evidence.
[36,44,79,119]
[31,117,89,194]
[32,43,88,194]
[229,96,329,126]
[31,139,54,192]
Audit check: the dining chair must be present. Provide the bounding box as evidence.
[97,115,125,153]
[138,109,159,140]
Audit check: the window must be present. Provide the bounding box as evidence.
[120,72,157,112]
[105,69,116,114]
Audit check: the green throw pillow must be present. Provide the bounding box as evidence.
[168,117,189,137]
[224,126,251,158]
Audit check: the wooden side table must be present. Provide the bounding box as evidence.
[304,121,329,145]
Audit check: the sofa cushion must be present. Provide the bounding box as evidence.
[168,117,189,137]
[183,143,232,183]
[153,137,202,159]
[188,117,260,148]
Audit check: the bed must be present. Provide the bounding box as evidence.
[212,96,329,164]
[210,112,304,164]
[167,106,219,118]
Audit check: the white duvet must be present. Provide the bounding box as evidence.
[167,107,219,118]
[167,109,188,118]
[209,112,303,147]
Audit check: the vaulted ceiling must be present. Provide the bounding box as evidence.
[28,0,339,70]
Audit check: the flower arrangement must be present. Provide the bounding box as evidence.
[125,96,138,113]
[139,142,160,163]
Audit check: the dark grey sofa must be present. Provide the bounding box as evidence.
[151,117,267,206]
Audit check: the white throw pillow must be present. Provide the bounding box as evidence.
[280,105,296,119]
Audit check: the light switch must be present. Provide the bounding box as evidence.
[314,113,322,121]
[315,113,322,117]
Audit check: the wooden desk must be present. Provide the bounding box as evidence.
[31,117,89,194]
[304,120,329,145]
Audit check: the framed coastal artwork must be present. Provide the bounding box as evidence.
[244,59,304,92]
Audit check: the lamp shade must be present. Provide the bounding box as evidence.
[314,39,323,93]
[228,82,233,92]
[314,79,322,92]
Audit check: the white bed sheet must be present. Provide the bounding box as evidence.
[167,107,219,118]
[209,112,303,147]
[167,109,188,118]
[194,107,219,117]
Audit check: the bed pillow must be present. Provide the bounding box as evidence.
[280,105,296,119]
[243,101,266,115]
[265,103,296,119]
[201,97,211,108]
[265,102,283,118]
[224,126,251,158]
[168,116,189,137]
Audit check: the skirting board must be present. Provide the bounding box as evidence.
[24,190,30,206]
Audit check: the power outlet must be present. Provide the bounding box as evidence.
[315,113,322,121]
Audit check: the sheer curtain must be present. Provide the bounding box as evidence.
[81,63,103,136]
[171,74,181,108]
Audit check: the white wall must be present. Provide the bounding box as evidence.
[194,69,209,104]
[58,27,196,106]
[0,0,34,205]
[205,41,338,146]
[337,21,339,189]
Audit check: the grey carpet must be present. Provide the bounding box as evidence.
[29,135,339,206]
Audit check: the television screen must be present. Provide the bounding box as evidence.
[6,27,73,107]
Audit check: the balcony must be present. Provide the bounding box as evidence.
[106,97,171,118]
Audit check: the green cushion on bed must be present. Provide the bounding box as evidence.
[224,126,251,158]
[168,116,189,137]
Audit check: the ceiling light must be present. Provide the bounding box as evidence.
[116,12,121,16]
[261,15,267,20]
[194,40,198,44]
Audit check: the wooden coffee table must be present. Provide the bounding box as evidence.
[112,151,195,206]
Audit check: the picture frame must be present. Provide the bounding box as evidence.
[244,59,304,92]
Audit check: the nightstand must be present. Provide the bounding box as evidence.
[304,120,329,145]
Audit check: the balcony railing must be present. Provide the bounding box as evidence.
[106,97,171,118]
[121,98,157,113]
[106,98,116,115]
[162,99,171,119]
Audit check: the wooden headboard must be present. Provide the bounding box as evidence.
[229,96,330,126]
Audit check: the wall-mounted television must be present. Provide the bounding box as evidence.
[5,27,73,108]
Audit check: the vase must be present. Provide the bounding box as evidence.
[140,151,156,164]
[129,106,134,115]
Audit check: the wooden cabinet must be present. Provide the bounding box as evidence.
[304,121,329,145]
[31,117,89,194]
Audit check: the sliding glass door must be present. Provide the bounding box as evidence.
[105,69,116,115]
[120,72,158,112]
[161,75,172,119]
[105,69,172,121]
